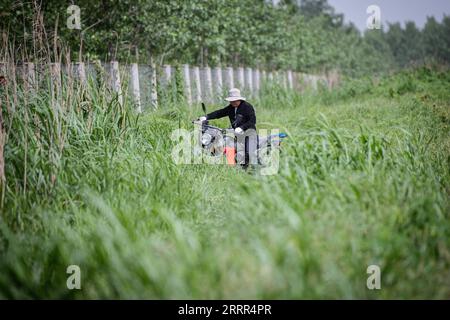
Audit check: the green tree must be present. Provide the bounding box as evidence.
[423,16,449,63]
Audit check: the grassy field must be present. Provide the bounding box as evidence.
[0,66,449,299]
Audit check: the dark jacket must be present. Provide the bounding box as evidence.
[206,100,256,130]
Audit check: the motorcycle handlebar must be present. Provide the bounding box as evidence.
[192,120,233,134]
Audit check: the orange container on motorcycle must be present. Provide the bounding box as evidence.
[224,147,236,165]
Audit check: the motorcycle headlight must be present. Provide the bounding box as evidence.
[201,133,212,146]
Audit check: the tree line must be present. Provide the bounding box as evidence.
[1,0,449,77]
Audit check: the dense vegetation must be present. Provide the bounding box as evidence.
[0,0,449,299]
[0,64,449,298]
[1,0,449,76]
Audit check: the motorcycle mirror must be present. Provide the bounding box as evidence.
[201,102,207,115]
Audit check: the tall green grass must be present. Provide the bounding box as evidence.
[0,66,449,298]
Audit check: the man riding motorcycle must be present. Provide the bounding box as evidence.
[199,88,257,167]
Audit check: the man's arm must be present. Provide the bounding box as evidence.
[239,104,256,130]
[206,106,229,120]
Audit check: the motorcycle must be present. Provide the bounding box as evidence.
[192,103,288,167]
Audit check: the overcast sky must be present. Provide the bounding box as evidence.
[327,0,450,31]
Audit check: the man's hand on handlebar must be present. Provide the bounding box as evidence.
[192,116,207,124]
